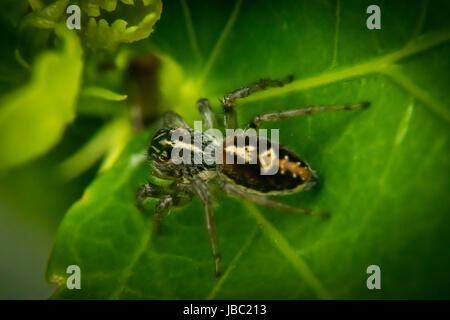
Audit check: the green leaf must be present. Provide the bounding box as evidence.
[22,0,69,29]
[0,25,83,173]
[24,0,163,49]
[83,0,162,49]
[81,86,128,101]
[47,0,450,299]
[56,117,132,180]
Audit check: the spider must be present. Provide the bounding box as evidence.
[136,75,369,277]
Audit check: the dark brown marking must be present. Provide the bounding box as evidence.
[221,135,313,193]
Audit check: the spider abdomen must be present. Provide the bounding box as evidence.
[221,135,318,195]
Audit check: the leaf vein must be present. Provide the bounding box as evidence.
[329,0,341,69]
[110,229,151,299]
[411,0,429,41]
[206,226,259,299]
[242,30,450,104]
[245,203,332,299]
[381,67,450,123]
[181,0,203,64]
[378,100,414,191]
[199,0,242,85]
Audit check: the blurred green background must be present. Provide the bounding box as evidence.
[0,0,449,299]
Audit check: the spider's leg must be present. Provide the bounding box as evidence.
[136,183,175,235]
[197,98,217,130]
[136,183,165,214]
[248,102,370,130]
[153,195,173,235]
[204,196,221,277]
[221,75,294,129]
[158,110,189,129]
[222,182,328,219]
[193,179,221,277]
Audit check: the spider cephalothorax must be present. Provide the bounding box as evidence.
[149,127,219,183]
[136,76,369,276]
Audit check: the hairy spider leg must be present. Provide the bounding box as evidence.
[222,182,328,219]
[153,196,173,235]
[197,98,217,131]
[248,102,370,130]
[192,178,221,277]
[220,75,294,129]
[158,110,189,130]
[137,180,221,276]
[136,183,173,235]
[136,183,193,235]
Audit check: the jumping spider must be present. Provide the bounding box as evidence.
[136,76,369,277]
